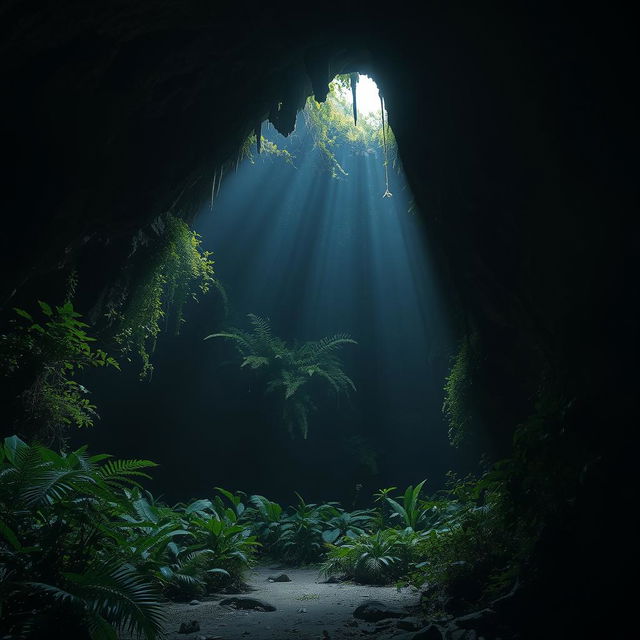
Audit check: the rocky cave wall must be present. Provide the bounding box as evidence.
[0,2,636,462]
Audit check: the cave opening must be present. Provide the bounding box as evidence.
[70,72,480,506]
[0,6,634,639]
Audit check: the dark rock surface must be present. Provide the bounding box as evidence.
[178,620,200,634]
[0,5,635,638]
[353,600,408,622]
[267,573,291,582]
[219,596,276,612]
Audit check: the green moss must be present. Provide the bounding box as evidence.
[442,335,479,446]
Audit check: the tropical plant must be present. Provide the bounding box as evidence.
[205,314,356,438]
[187,516,258,590]
[277,494,329,565]
[386,480,428,531]
[0,301,119,442]
[320,507,375,544]
[321,529,421,585]
[0,435,164,639]
[246,494,285,550]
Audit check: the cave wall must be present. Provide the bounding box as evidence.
[1,2,636,456]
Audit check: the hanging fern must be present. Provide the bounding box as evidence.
[205,315,357,438]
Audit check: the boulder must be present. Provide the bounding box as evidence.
[453,608,497,632]
[395,626,444,640]
[178,620,200,634]
[413,625,445,640]
[219,597,276,611]
[353,600,407,622]
[397,617,426,631]
[268,573,291,582]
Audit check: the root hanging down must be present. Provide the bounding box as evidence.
[350,73,358,126]
[380,95,392,198]
[255,121,262,154]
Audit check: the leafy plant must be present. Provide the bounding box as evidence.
[206,314,356,438]
[246,494,284,550]
[188,516,258,590]
[320,507,375,544]
[0,301,119,442]
[277,494,329,565]
[386,480,428,531]
[0,435,164,639]
[321,529,421,585]
[108,213,224,379]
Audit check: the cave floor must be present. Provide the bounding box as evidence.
[151,565,421,640]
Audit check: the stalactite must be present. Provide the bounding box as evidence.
[255,122,262,154]
[350,72,358,125]
[380,95,392,198]
[210,169,218,211]
[216,165,224,198]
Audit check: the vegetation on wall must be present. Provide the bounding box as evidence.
[107,213,222,379]
[443,334,480,446]
[205,314,356,438]
[0,301,119,443]
[241,75,397,183]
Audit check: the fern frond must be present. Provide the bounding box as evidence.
[282,370,306,399]
[98,459,156,486]
[241,355,269,369]
[65,564,165,640]
[21,468,98,506]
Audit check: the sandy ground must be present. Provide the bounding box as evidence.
[153,565,422,640]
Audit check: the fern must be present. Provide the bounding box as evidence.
[206,316,356,438]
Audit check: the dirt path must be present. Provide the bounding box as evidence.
[157,565,421,640]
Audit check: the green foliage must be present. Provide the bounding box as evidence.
[0,437,264,637]
[303,76,397,180]
[205,314,356,438]
[443,335,479,446]
[0,435,163,639]
[275,494,331,565]
[109,213,222,379]
[240,133,296,166]
[320,507,375,544]
[245,494,284,548]
[0,301,119,442]
[385,480,428,531]
[321,529,422,585]
[407,478,524,614]
[241,76,397,185]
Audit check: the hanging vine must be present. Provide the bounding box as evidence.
[106,214,225,379]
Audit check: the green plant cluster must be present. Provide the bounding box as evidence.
[303,76,396,179]
[0,431,540,638]
[0,301,119,443]
[443,335,479,446]
[243,76,397,181]
[206,314,356,438]
[109,214,221,379]
[0,437,258,639]
[239,132,296,166]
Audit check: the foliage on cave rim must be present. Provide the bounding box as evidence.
[235,75,398,183]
